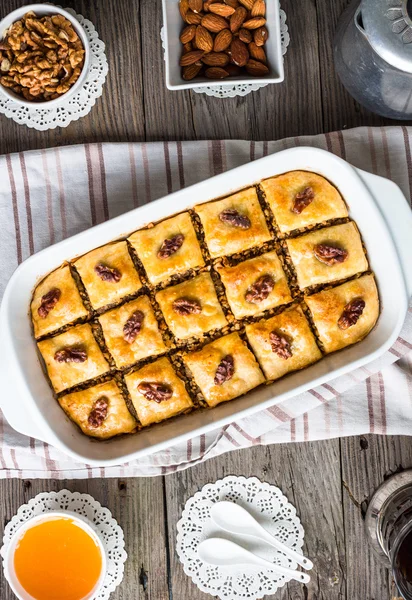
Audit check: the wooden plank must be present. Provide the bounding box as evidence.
[0,478,169,600]
[165,441,345,599]
[340,434,412,600]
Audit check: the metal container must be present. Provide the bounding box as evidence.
[334,0,412,119]
[366,471,412,599]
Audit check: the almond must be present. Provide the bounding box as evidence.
[182,63,203,80]
[209,3,235,17]
[195,25,214,52]
[203,0,218,10]
[180,24,197,44]
[243,17,266,29]
[238,28,252,43]
[202,51,230,66]
[230,6,247,32]
[225,0,239,7]
[225,63,242,76]
[251,0,265,17]
[201,13,229,32]
[185,10,202,24]
[245,58,269,75]
[205,67,229,78]
[214,29,233,51]
[238,0,254,9]
[179,0,190,20]
[249,41,266,62]
[253,25,268,46]
[230,38,249,67]
[180,49,205,66]
[189,0,203,13]
[182,42,193,53]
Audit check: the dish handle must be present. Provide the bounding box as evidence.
[356,168,412,298]
[0,340,50,444]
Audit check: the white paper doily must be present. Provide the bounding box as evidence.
[161,7,289,99]
[0,8,108,130]
[176,476,305,600]
[0,489,126,600]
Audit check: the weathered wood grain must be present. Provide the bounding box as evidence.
[165,441,346,600]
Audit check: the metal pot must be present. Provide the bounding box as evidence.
[334,0,412,119]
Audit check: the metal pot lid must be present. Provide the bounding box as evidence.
[361,0,412,73]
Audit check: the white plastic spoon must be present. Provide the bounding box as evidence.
[211,501,313,571]
[198,538,311,584]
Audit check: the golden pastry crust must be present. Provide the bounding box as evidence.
[128,212,205,285]
[37,323,110,393]
[216,250,292,319]
[125,357,193,426]
[245,305,322,380]
[260,171,348,234]
[194,187,272,258]
[58,380,137,439]
[31,265,88,338]
[74,241,142,310]
[286,221,368,289]
[304,274,379,353]
[183,332,265,408]
[155,272,227,340]
[98,296,167,369]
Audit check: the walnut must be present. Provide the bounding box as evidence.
[219,208,251,229]
[0,11,85,102]
[245,274,275,303]
[313,244,348,266]
[138,382,173,403]
[123,310,145,344]
[38,287,61,318]
[292,187,315,214]
[88,397,109,428]
[157,234,184,259]
[338,298,365,330]
[173,297,202,315]
[214,354,234,385]
[94,263,122,283]
[269,331,292,359]
[54,347,87,363]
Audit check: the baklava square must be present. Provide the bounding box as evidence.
[305,274,379,354]
[286,221,368,289]
[245,305,322,380]
[98,295,167,369]
[125,357,193,426]
[58,379,137,439]
[216,250,292,319]
[155,272,227,340]
[128,212,205,285]
[260,171,348,234]
[183,332,264,408]
[31,265,89,338]
[37,323,110,393]
[74,241,142,310]
[194,187,272,258]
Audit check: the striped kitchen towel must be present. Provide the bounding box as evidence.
[0,126,411,478]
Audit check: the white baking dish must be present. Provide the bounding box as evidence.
[1,147,412,467]
[161,0,284,90]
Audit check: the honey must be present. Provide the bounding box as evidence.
[14,516,103,600]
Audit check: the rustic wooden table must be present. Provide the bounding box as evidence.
[0,1,411,599]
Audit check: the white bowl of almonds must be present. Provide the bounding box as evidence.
[0,4,90,106]
[162,0,284,90]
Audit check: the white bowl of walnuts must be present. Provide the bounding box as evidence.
[162,0,284,90]
[0,3,90,106]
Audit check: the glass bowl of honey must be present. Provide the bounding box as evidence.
[3,511,107,600]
